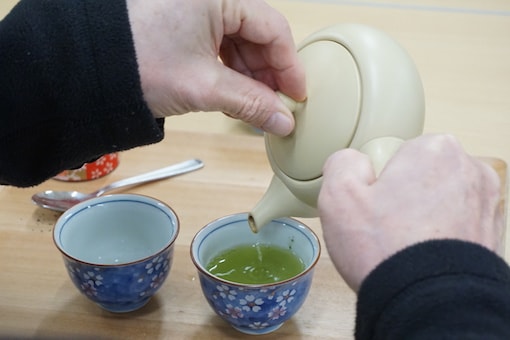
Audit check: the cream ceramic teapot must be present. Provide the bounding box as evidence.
[248,24,425,233]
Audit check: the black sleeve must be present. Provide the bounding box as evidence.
[0,0,164,187]
[355,240,510,339]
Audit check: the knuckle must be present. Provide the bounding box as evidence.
[237,94,267,126]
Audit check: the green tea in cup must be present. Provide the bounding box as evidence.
[206,243,305,284]
[191,214,321,334]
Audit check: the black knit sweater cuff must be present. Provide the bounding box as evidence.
[355,240,510,339]
[0,0,164,186]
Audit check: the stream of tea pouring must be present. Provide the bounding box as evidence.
[248,23,426,233]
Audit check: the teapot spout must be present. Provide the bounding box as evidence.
[248,176,318,233]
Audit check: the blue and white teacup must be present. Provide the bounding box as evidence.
[53,194,179,313]
[191,213,321,335]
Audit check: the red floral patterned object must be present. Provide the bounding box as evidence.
[53,153,120,182]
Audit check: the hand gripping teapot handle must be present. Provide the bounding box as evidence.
[359,137,405,176]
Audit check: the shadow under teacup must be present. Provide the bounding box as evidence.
[191,213,321,335]
[53,194,179,313]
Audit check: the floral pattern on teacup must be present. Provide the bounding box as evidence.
[198,269,314,334]
[62,248,173,310]
[54,153,119,182]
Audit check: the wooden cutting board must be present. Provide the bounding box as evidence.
[481,157,507,208]
[481,157,508,256]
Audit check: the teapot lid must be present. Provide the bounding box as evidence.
[265,24,425,182]
[266,39,361,181]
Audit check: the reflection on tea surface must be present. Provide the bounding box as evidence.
[206,243,305,284]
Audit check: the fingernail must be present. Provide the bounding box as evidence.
[262,112,294,137]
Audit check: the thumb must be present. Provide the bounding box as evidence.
[209,65,296,136]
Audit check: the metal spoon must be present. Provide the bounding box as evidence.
[31,158,204,212]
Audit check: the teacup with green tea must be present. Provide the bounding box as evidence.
[191,213,321,335]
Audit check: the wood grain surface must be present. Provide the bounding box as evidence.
[0,130,506,339]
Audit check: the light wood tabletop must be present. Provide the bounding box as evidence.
[1,1,509,339]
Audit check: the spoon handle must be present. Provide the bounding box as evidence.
[93,159,204,197]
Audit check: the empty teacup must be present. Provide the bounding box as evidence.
[191,213,321,335]
[53,194,179,313]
